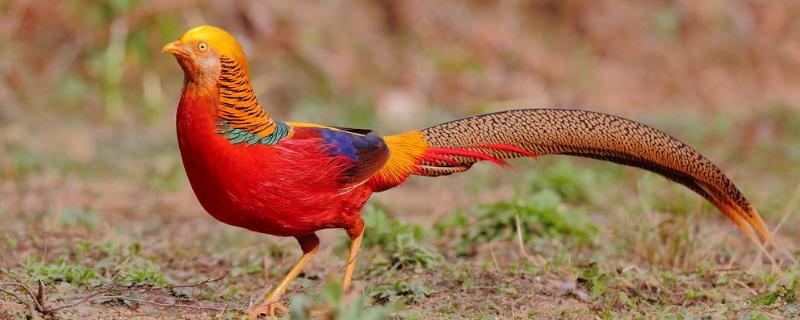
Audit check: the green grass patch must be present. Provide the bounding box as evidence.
[18,241,171,288]
[24,259,99,286]
[524,160,601,203]
[362,203,442,273]
[436,190,597,256]
[290,281,388,320]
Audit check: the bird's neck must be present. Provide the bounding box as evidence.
[213,56,288,145]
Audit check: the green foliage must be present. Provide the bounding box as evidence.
[753,284,798,307]
[24,259,99,286]
[576,263,610,298]
[362,203,426,248]
[289,281,388,320]
[362,203,442,272]
[21,241,169,288]
[435,190,597,255]
[367,280,431,305]
[525,161,600,203]
[118,260,167,287]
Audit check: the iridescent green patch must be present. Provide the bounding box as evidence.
[219,121,289,145]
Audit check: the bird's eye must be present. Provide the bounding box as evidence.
[198,42,208,52]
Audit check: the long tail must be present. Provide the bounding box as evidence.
[369,108,771,245]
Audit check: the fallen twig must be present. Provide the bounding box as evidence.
[78,295,231,312]
[0,282,42,320]
[0,271,231,316]
[166,271,230,289]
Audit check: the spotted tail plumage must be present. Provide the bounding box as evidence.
[371,108,771,245]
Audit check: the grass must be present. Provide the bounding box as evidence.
[16,241,170,289]
[435,189,597,257]
[289,281,388,320]
[360,204,442,274]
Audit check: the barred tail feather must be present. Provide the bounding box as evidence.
[378,108,771,245]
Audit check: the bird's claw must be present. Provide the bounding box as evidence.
[247,300,287,319]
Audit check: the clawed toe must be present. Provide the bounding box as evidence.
[247,300,288,319]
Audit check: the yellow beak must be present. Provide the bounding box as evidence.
[161,41,184,55]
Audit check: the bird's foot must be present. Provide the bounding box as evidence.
[247,299,287,320]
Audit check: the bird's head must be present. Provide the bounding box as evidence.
[162,25,249,84]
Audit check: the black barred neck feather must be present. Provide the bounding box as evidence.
[216,56,287,145]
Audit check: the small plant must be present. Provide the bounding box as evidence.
[24,259,99,286]
[367,280,431,304]
[361,203,427,248]
[436,190,597,255]
[361,203,442,272]
[290,281,388,320]
[119,261,167,287]
[525,160,600,203]
[20,241,171,289]
[754,284,798,307]
[576,263,610,298]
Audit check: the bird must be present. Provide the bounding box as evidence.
[162,25,772,318]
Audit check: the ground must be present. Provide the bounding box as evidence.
[1,109,799,320]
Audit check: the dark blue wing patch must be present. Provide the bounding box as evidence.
[318,127,390,185]
[320,129,360,160]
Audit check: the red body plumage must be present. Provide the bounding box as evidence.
[177,91,372,237]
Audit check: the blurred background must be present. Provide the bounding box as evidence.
[4,0,800,218]
[2,1,800,318]
[4,1,800,127]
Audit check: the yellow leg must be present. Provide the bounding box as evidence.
[342,219,364,292]
[248,234,319,319]
[342,232,363,292]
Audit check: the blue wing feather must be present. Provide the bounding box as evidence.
[318,127,390,185]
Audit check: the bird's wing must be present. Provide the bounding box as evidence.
[286,122,390,187]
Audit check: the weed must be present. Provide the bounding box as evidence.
[24,259,99,286]
[118,260,167,287]
[436,190,597,256]
[18,241,171,289]
[289,281,388,320]
[576,263,610,298]
[754,284,798,307]
[361,203,427,248]
[524,160,602,203]
[367,279,431,305]
[362,203,442,272]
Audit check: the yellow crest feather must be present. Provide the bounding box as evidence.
[180,25,249,74]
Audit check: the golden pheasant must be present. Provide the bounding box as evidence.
[162,25,772,318]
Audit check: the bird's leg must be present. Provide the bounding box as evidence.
[248,234,319,319]
[342,219,364,292]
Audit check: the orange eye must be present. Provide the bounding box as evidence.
[198,42,208,52]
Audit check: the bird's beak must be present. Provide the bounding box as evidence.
[161,41,185,55]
